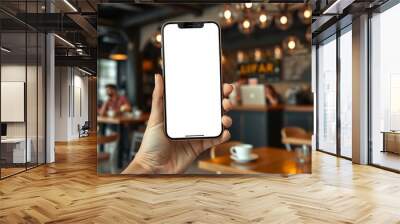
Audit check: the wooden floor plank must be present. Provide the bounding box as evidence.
[0,136,400,223]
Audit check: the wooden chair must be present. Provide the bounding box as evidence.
[97,133,119,161]
[97,133,119,173]
[281,127,312,151]
[210,141,242,159]
[78,121,90,138]
[97,133,119,145]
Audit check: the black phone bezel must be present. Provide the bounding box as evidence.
[161,21,224,140]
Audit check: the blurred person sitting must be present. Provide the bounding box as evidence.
[99,84,132,117]
[264,83,281,106]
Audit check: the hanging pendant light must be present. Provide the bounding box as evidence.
[282,36,300,54]
[238,16,255,34]
[275,12,293,31]
[257,6,273,29]
[236,2,255,11]
[110,45,128,61]
[219,4,236,27]
[151,30,162,48]
[298,5,312,24]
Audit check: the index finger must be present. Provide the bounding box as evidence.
[223,83,233,97]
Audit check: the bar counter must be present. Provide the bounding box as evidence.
[230,104,313,112]
[227,104,313,147]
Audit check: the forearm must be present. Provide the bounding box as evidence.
[99,104,107,116]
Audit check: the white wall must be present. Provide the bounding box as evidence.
[54,67,89,141]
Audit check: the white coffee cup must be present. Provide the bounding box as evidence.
[107,110,116,117]
[133,109,142,118]
[230,144,253,160]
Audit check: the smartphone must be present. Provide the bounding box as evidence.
[161,21,223,140]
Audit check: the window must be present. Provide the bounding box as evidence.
[317,36,337,154]
[339,28,352,158]
[98,59,117,103]
[370,3,400,171]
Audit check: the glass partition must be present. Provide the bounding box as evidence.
[0,1,46,179]
[317,36,337,154]
[1,31,28,177]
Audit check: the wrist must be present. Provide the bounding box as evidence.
[122,157,154,174]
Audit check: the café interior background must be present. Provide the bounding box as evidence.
[97,3,312,174]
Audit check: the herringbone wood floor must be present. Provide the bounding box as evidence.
[1,136,400,224]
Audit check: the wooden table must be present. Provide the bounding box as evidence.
[198,147,311,174]
[97,113,149,125]
[97,113,149,168]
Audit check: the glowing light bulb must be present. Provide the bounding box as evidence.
[155,33,162,43]
[254,49,262,61]
[280,16,288,25]
[259,14,267,23]
[243,20,250,29]
[237,51,244,63]
[245,3,252,9]
[274,46,282,59]
[223,9,232,19]
[304,9,311,19]
[288,40,296,50]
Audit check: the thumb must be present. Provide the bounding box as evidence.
[147,74,164,127]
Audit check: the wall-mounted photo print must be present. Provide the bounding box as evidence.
[97,3,312,175]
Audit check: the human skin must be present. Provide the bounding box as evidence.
[122,74,233,174]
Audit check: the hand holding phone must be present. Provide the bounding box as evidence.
[122,75,233,174]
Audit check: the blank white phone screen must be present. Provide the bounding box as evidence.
[162,22,222,139]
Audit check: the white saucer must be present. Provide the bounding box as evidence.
[230,153,259,163]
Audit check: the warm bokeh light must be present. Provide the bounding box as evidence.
[304,9,311,19]
[280,15,288,25]
[155,33,162,43]
[243,19,250,29]
[259,14,267,23]
[254,49,262,61]
[244,2,252,9]
[237,51,245,63]
[110,53,128,61]
[288,40,296,50]
[274,46,282,59]
[223,9,232,19]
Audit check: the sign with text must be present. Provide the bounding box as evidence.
[238,60,281,81]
